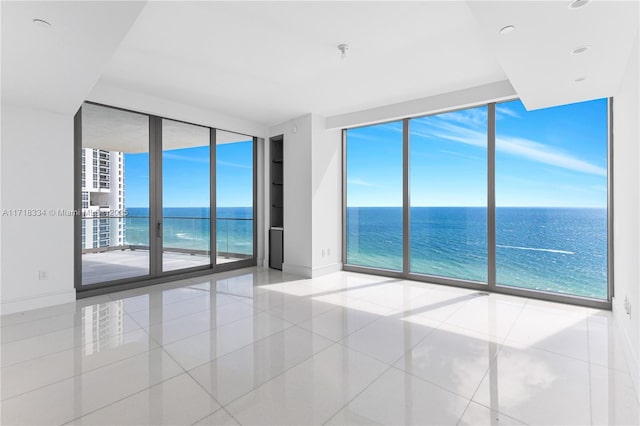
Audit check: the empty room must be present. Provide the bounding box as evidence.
[1,1,639,425]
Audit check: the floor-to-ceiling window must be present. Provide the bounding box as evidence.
[343,98,610,306]
[345,121,403,271]
[80,103,150,285]
[495,99,609,299]
[161,119,211,272]
[76,103,257,291]
[409,106,488,283]
[215,130,256,267]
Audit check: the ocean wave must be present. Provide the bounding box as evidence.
[496,245,575,255]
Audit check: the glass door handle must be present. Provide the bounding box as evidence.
[157,221,162,238]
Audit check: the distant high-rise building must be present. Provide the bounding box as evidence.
[81,148,125,250]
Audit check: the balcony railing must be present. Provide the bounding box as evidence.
[80,216,253,260]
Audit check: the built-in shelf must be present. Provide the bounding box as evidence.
[270,135,284,270]
[270,136,283,229]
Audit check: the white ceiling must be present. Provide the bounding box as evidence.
[2,1,638,127]
[94,1,508,126]
[0,1,146,115]
[467,0,639,111]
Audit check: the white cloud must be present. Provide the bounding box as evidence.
[420,122,487,148]
[376,123,403,133]
[346,132,386,143]
[410,117,606,177]
[217,160,252,169]
[496,105,520,119]
[439,150,483,161]
[348,177,376,187]
[497,136,607,177]
[163,152,209,164]
[438,108,487,127]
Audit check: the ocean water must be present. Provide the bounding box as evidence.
[347,207,608,300]
[124,207,253,255]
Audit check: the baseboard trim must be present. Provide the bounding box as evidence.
[282,263,312,278]
[310,262,343,277]
[281,262,343,278]
[613,296,640,403]
[1,288,76,316]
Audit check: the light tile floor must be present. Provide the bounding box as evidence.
[1,267,638,425]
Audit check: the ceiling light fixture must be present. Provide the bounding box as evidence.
[32,18,52,28]
[338,43,349,59]
[571,45,591,55]
[568,0,590,9]
[574,77,587,83]
[499,25,516,35]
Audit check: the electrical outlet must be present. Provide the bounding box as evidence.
[327,248,331,256]
[321,249,326,257]
[38,270,48,280]
[624,296,631,317]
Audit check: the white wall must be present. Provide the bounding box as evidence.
[1,104,76,314]
[267,113,342,277]
[1,102,3,316]
[311,115,342,275]
[613,29,640,399]
[269,114,313,276]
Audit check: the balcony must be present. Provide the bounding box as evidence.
[81,216,253,284]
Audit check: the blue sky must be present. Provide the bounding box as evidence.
[347,98,608,207]
[125,140,253,208]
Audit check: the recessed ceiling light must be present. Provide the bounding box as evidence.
[32,18,52,28]
[499,25,516,35]
[568,0,590,9]
[571,45,591,55]
[574,77,587,83]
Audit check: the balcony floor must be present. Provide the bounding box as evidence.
[81,249,242,285]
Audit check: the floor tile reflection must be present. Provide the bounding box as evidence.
[326,367,468,425]
[1,267,637,425]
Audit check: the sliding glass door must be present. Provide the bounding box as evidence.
[80,103,151,285]
[161,119,211,272]
[215,130,255,266]
[77,103,256,291]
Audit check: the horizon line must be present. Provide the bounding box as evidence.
[347,205,607,209]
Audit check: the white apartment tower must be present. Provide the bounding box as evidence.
[81,148,125,250]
